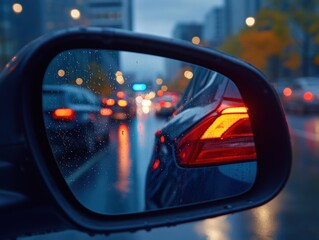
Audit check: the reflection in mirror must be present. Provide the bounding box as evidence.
[42,49,257,215]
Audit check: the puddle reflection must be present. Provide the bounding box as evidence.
[115,124,131,194]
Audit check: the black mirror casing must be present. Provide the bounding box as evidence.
[0,28,291,238]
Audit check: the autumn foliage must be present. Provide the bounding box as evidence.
[221,0,319,78]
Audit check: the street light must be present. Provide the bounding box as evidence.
[12,3,23,14]
[192,36,201,45]
[70,9,81,20]
[57,69,65,77]
[245,17,256,27]
[184,70,193,80]
[115,71,125,84]
[156,78,163,85]
[161,85,168,91]
[75,78,83,85]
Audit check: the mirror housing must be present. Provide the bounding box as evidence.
[0,27,291,238]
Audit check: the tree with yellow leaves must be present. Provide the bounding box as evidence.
[221,0,319,78]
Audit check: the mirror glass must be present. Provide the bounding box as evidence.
[42,49,257,215]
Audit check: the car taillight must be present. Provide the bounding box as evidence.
[152,159,161,171]
[303,91,313,102]
[118,100,128,107]
[102,98,115,106]
[52,108,75,121]
[159,101,172,108]
[117,91,125,99]
[100,108,113,116]
[283,87,292,97]
[176,107,256,167]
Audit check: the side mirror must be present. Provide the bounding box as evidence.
[0,28,291,238]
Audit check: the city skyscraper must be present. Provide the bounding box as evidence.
[85,0,133,30]
[165,23,203,83]
[0,0,42,65]
[202,7,226,48]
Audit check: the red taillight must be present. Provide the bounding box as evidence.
[52,108,75,121]
[100,108,113,116]
[283,87,292,97]
[118,99,128,107]
[159,101,172,108]
[117,91,125,99]
[176,107,256,167]
[303,91,313,102]
[102,98,115,106]
[152,159,161,171]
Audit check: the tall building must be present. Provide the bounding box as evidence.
[85,0,133,30]
[0,0,42,65]
[172,23,202,42]
[202,7,226,48]
[165,23,203,83]
[41,0,85,33]
[83,0,134,90]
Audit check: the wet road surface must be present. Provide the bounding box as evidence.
[21,112,319,240]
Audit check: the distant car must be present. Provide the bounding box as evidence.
[284,77,319,113]
[43,84,110,155]
[101,91,136,120]
[155,93,179,117]
[146,69,257,210]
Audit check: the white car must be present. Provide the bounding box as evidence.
[284,77,319,113]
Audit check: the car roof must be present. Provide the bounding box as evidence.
[294,77,319,84]
[43,84,85,92]
[43,84,98,96]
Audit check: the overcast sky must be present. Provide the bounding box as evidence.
[133,0,224,37]
[123,0,224,81]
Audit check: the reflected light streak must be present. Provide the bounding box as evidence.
[115,124,131,194]
[251,198,280,238]
[196,216,230,240]
[305,119,319,158]
[137,120,145,143]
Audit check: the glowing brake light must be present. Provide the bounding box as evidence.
[177,107,256,167]
[159,101,172,108]
[118,99,128,107]
[152,159,161,171]
[303,91,313,102]
[283,87,292,97]
[117,91,125,99]
[100,108,113,116]
[102,98,115,106]
[201,107,248,139]
[53,108,75,121]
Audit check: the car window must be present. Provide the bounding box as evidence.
[177,71,229,113]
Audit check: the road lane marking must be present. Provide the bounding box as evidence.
[290,128,319,141]
[65,150,105,185]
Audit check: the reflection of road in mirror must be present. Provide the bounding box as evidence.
[58,106,167,214]
[43,49,257,215]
